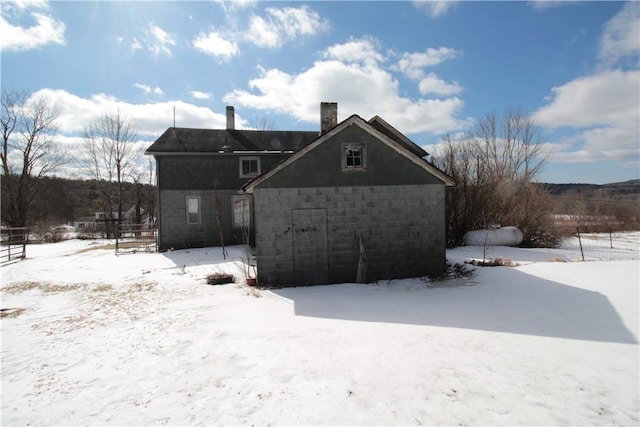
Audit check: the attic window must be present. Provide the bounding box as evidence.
[240,156,261,178]
[342,143,366,170]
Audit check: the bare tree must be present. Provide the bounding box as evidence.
[1,89,64,227]
[433,108,552,246]
[120,146,156,241]
[248,114,277,131]
[79,110,139,238]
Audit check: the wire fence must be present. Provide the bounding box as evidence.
[559,229,640,261]
[115,224,157,255]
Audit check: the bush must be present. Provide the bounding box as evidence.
[466,257,517,267]
[429,262,475,280]
[433,109,554,248]
[521,228,561,248]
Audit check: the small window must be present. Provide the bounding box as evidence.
[342,143,367,170]
[240,157,261,178]
[186,196,200,225]
[232,195,251,228]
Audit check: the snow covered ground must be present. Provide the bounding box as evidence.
[1,238,638,426]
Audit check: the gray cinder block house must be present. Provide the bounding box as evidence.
[145,106,318,250]
[146,103,455,286]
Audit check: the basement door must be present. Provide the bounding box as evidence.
[291,208,328,285]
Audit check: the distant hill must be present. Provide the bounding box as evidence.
[1,176,156,228]
[607,179,640,186]
[540,180,639,232]
[542,180,640,201]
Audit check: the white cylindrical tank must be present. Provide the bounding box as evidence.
[463,226,524,247]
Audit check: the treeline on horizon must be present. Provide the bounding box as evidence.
[0,175,156,230]
[2,175,638,234]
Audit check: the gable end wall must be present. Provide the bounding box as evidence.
[253,184,446,286]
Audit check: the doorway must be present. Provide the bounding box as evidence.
[291,208,328,285]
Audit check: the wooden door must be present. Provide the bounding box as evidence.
[291,208,328,285]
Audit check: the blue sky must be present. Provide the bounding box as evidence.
[1,0,638,184]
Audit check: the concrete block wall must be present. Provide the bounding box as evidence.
[253,184,446,286]
[158,189,244,250]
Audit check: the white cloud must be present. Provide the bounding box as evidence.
[245,6,329,48]
[323,37,384,66]
[194,5,328,57]
[223,58,469,135]
[418,73,463,96]
[189,91,213,100]
[131,38,143,52]
[529,1,578,11]
[246,14,280,47]
[395,47,459,80]
[534,70,638,128]
[214,0,256,14]
[412,1,458,18]
[268,6,329,38]
[192,30,239,61]
[531,3,640,169]
[3,0,49,11]
[147,23,176,57]
[548,125,639,165]
[0,0,65,51]
[31,89,236,137]
[129,22,175,57]
[28,89,240,180]
[598,1,640,68]
[133,83,165,96]
[533,70,639,164]
[533,2,640,168]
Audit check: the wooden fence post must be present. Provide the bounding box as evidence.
[576,226,585,261]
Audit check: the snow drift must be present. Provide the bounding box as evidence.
[1,239,638,426]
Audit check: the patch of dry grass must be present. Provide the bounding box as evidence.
[30,280,159,335]
[2,282,82,294]
[70,243,117,255]
[1,307,26,318]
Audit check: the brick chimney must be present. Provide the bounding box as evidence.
[226,106,235,130]
[320,102,337,135]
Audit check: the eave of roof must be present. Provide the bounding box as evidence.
[144,127,318,154]
[367,115,429,158]
[145,150,295,156]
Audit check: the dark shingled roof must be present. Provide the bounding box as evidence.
[146,127,320,154]
[367,116,429,158]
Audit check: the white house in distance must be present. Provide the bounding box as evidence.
[73,208,154,232]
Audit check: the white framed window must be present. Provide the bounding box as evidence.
[342,143,367,170]
[186,196,201,225]
[240,156,261,178]
[232,195,252,228]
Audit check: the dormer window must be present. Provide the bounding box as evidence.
[342,143,367,170]
[240,156,261,178]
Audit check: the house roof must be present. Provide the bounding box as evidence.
[367,115,429,158]
[244,114,456,192]
[73,216,96,223]
[145,127,319,155]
